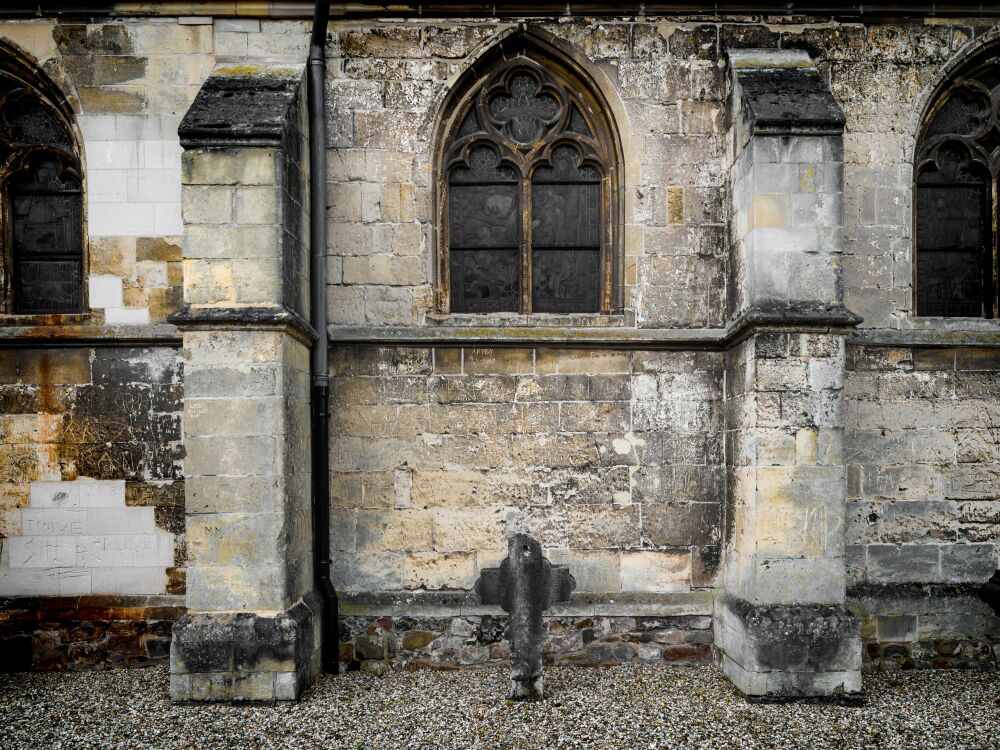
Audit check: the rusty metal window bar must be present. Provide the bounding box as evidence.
[440,55,619,314]
[0,81,83,314]
[915,53,1000,318]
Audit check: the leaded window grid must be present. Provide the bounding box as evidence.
[914,53,1000,319]
[0,68,84,316]
[438,53,620,315]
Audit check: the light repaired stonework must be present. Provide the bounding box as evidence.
[0,479,174,596]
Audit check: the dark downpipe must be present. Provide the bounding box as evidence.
[309,0,337,674]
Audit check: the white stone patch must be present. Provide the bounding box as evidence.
[0,479,174,596]
[80,113,183,237]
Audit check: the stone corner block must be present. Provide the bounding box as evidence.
[714,595,862,699]
[169,592,322,703]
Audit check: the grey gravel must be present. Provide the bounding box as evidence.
[2,664,999,750]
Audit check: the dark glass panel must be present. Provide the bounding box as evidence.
[531,248,600,312]
[12,193,82,255]
[15,259,81,313]
[925,89,989,138]
[568,105,592,137]
[456,108,479,138]
[10,157,84,313]
[915,184,987,250]
[450,248,519,312]
[449,184,519,248]
[915,183,988,317]
[449,145,517,183]
[3,93,72,148]
[531,183,600,247]
[488,71,558,144]
[533,145,600,183]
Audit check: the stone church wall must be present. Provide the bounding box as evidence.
[0,11,997,675]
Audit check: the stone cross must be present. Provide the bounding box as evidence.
[475,534,575,700]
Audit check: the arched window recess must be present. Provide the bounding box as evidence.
[0,65,83,315]
[914,52,1000,318]
[439,49,621,314]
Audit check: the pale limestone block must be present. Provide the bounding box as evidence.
[8,536,77,567]
[88,275,124,308]
[0,568,60,596]
[86,140,140,170]
[88,169,128,203]
[30,481,80,508]
[104,307,151,325]
[403,551,476,590]
[185,225,280,260]
[91,566,167,595]
[215,18,261,33]
[182,148,278,186]
[86,507,157,535]
[154,202,184,235]
[234,186,278,224]
[134,22,212,54]
[20,509,86,537]
[59,568,92,595]
[88,202,156,236]
[620,551,690,592]
[752,193,790,229]
[183,259,234,305]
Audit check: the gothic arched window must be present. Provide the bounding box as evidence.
[440,49,620,314]
[0,68,83,314]
[915,50,1000,318]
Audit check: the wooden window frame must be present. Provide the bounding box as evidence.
[914,52,1000,319]
[437,49,622,315]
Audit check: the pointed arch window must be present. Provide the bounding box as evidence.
[440,52,620,314]
[915,52,1000,318]
[0,72,83,314]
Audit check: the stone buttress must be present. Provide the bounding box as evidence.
[715,49,864,699]
[168,64,320,702]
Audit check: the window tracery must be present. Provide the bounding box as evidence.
[440,52,619,314]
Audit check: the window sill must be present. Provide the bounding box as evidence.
[0,312,95,326]
[425,311,634,328]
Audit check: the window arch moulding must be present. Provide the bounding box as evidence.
[914,46,1000,319]
[436,37,624,316]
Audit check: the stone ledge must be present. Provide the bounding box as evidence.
[169,305,317,344]
[340,590,716,618]
[0,324,181,347]
[850,328,1000,348]
[328,304,861,350]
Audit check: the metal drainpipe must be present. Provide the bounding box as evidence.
[308,0,338,675]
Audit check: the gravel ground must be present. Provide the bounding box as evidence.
[1,664,999,750]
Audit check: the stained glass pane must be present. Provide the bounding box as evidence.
[532,249,600,312]
[449,184,519,248]
[568,105,592,136]
[12,193,82,255]
[915,183,988,317]
[451,249,519,312]
[10,156,84,313]
[15,259,81,313]
[531,183,600,247]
